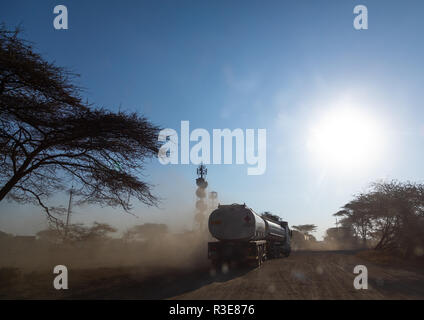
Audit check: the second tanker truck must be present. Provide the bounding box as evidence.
[208,203,292,268]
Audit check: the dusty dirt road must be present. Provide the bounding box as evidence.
[173,250,424,300]
[1,250,424,299]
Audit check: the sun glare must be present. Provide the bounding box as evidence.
[307,106,385,171]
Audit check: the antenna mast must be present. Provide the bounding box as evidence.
[65,187,73,237]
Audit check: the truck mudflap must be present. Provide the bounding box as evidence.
[208,240,267,268]
[248,240,267,267]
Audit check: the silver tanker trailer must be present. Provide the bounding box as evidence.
[208,203,292,268]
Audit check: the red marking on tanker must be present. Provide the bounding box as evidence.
[244,215,251,223]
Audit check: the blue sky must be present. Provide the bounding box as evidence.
[1,0,424,238]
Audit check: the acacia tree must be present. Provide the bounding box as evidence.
[0,26,161,222]
[336,180,424,257]
[123,223,168,242]
[37,222,117,243]
[292,224,317,237]
[334,194,374,247]
[371,181,424,256]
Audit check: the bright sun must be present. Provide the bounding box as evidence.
[307,106,384,171]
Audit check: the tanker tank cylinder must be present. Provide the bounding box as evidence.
[208,204,267,241]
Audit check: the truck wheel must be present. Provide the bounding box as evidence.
[257,247,264,267]
[257,256,262,268]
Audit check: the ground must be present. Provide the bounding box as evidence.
[1,250,424,299]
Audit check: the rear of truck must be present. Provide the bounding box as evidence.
[207,204,292,268]
[208,204,267,268]
[208,240,267,268]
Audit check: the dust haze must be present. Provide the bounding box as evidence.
[0,167,215,271]
[0,224,212,273]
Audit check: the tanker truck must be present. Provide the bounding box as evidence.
[208,203,292,268]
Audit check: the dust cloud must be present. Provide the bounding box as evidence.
[0,227,211,273]
[0,168,217,273]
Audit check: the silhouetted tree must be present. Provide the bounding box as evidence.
[0,26,161,222]
[336,180,424,257]
[71,222,117,242]
[334,196,374,247]
[324,226,358,249]
[292,224,317,235]
[37,222,117,243]
[123,223,168,242]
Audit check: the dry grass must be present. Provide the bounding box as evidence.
[356,250,399,265]
[356,249,424,272]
